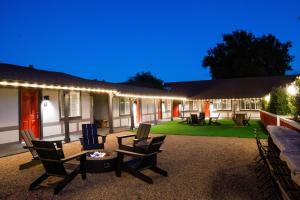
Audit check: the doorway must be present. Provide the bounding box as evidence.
[21,88,40,139]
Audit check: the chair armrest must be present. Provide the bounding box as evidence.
[61,151,87,162]
[116,134,136,139]
[116,149,158,157]
[23,145,34,149]
[133,136,151,143]
[116,134,136,145]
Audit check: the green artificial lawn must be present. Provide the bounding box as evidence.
[150,119,268,139]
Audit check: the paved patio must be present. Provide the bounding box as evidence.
[0,133,262,200]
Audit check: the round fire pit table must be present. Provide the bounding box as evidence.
[85,150,117,173]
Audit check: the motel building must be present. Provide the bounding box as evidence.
[0,63,297,146]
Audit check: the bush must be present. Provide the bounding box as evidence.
[269,87,291,115]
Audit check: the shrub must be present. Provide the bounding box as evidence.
[269,87,290,115]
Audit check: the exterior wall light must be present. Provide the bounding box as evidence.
[287,84,297,96]
[264,94,270,102]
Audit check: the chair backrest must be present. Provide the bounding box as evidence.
[82,124,99,147]
[32,140,67,176]
[191,114,198,123]
[21,130,38,157]
[136,123,151,139]
[145,135,166,154]
[199,112,205,120]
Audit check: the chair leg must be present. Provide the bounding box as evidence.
[54,170,78,195]
[125,166,153,184]
[29,173,48,190]
[150,166,168,177]
[80,154,86,180]
[116,152,124,177]
[19,159,41,170]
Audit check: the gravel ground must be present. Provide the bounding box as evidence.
[0,133,262,200]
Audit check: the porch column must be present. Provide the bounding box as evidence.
[63,91,70,143]
[108,93,114,133]
[130,98,134,130]
[170,100,174,121]
[153,99,157,125]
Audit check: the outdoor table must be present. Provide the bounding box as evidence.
[267,125,300,151]
[234,113,246,126]
[279,152,300,187]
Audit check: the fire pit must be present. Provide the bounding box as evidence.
[85,150,117,173]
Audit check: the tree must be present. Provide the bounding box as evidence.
[126,71,164,89]
[269,87,290,115]
[202,30,294,79]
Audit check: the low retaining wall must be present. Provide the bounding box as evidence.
[260,110,300,132]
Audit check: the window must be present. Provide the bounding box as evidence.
[119,97,130,115]
[184,101,190,111]
[165,100,171,111]
[60,91,81,118]
[240,99,261,110]
[192,101,199,110]
[213,99,232,110]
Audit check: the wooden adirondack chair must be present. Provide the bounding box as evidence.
[80,124,106,150]
[117,123,151,151]
[208,113,220,125]
[20,129,64,170]
[30,140,86,195]
[190,114,199,125]
[199,112,206,125]
[243,114,251,126]
[115,135,168,184]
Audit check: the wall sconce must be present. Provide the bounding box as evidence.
[43,95,50,100]
[43,95,50,107]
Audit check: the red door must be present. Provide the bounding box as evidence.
[157,100,162,120]
[203,101,210,118]
[136,99,141,124]
[21,89,40,139]
[173,101,180,118]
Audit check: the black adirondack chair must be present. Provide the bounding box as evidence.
[208,113,220,125]
[20,129,64,170]
[30,140,86,195]
[115,135,168,184]
[117,123,151,151]
[199,112,206,125]
[243,114,251,126]
[190,114,199,124]
[80,124,106,150]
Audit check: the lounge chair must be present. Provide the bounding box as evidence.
[115,135,168,184]
[243,114,251,126]
[20,129,64,170]
[80,124,106,150]
[29,140,86,195]
[208,113,220,125]
[117,123,151,151]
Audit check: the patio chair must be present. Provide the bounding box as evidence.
[117,123,151,151]
[243,114,251,126]
[29,140,86,195]
[190,114,199,125]
[80,124,106,150]
[199,112,206,125]
[208,113,220,125]
[20,129,64,170]
[115,135,168,184]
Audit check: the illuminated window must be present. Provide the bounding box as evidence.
[120,97,130,115]
[213,99,232,110]
[60,91,81,118]
[240,99,261,110]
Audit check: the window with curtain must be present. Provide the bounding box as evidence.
[213,99,232,110]
[60,91,81,118]
[119,97,130,115]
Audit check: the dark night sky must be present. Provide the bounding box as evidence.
[0,0,299,83]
